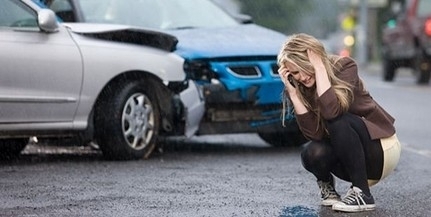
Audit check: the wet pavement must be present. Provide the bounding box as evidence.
[0,130,428,217]
[0,63,430,216]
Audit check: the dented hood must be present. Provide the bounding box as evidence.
[63,23,178,52]
[164,24,287,59]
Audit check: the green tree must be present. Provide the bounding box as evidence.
[235,0,308,33]
[235,0,340,38]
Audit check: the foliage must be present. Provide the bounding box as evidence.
[235,0,341,38]
[235,0,309,33]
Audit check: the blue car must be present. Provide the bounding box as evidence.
[37,0,306,146]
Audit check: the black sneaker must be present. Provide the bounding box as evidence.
[317,180,341,206]
[332,186,376,212]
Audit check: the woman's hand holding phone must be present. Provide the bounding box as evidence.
[278,66,297,95]
[287,74,296,87]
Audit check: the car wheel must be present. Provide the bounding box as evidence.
[382,57,396,82]
[258,132,307,147]
[95,79,160,160]
[413,50,431,84]
[0,138,28,160]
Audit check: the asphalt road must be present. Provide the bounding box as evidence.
[0,63,430,217]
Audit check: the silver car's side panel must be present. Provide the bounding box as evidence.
[0,27,82,128]
[65,30,187,129]
[68,30,185,81]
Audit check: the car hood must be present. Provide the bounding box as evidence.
[63,23,178,52]
[164,24,287,59]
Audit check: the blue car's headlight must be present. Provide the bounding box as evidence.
[183,60,218,82]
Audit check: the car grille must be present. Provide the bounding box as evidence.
[227,65,261,78]
[271,63,279,75]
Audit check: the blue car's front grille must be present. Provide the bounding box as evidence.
[227,65,261,78]
[207,59,284,105]
[271,63,279,76]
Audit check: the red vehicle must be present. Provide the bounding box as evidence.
[381,0,431,84]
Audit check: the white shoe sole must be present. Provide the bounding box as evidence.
[321,198,341,206]
[332,203,376,212]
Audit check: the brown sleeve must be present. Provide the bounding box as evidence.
[296,112,324,140]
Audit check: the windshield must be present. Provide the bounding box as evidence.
[77,0,239,29]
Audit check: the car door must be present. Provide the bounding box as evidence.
[0,0,82,126]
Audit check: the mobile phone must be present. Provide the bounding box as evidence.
[287,74,295,87]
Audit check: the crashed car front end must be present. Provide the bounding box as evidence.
[184,57,291,134]
[65,23,206,139]
[174,25,300,138]
[38,0,305,147]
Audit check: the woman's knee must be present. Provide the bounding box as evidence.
[326,114,350,133]
[301,141,332,168]
[326,114,366,139]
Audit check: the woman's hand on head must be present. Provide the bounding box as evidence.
[307,49,325,72]
[307,49,331,94]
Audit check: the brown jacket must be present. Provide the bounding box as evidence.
[296,56,396,141]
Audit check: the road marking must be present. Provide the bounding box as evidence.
[402,143,431,158]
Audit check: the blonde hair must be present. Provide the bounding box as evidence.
[277,33,353,134]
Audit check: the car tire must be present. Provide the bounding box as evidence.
[382,57,396,82]
[0,138,28,160]
[258,132,308,147]
[95,79,160,160]
[414,49,431,84]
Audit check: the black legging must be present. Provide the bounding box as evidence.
[300,113,383,196]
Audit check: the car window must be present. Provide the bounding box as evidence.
[0,0,38,28]
[43,0,75,22]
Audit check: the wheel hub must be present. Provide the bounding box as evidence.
[122,93,154,150]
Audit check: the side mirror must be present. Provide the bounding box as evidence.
[38,9,59,32]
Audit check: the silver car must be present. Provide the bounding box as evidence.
[0,0,204,160]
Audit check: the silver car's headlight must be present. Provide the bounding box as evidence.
[183,60,218,82]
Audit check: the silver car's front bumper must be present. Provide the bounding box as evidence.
[178,80,205,137]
